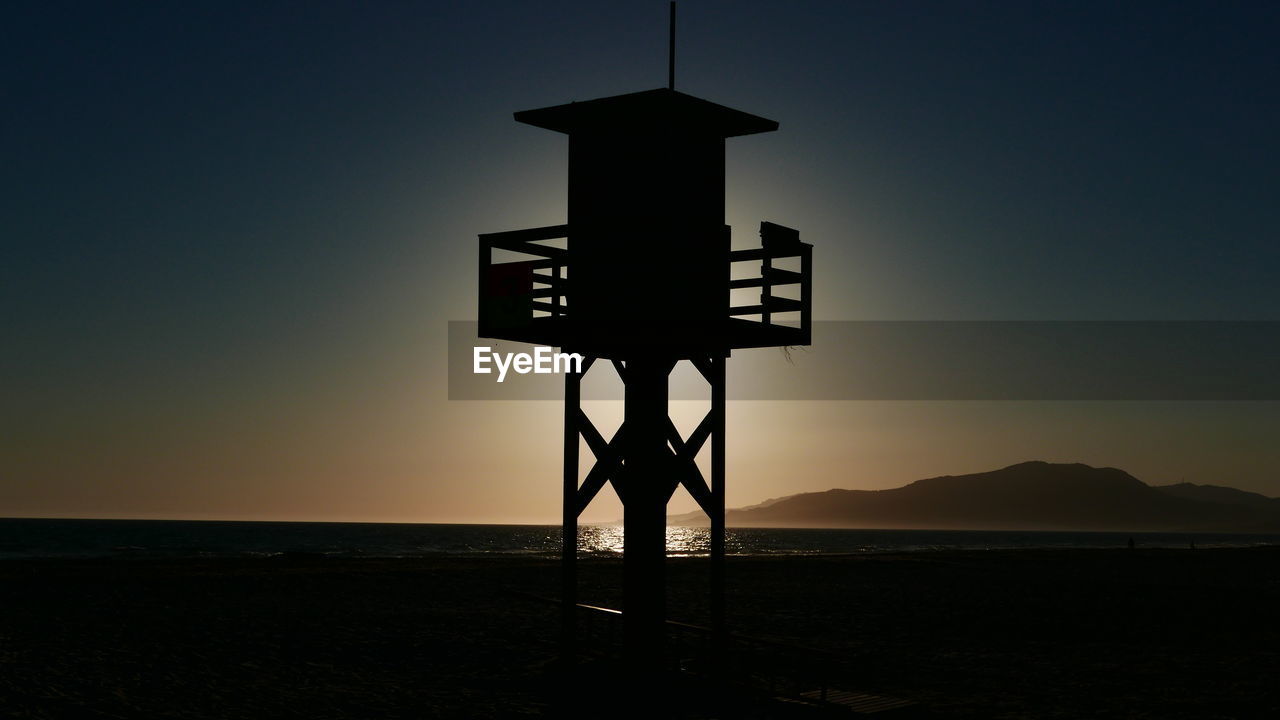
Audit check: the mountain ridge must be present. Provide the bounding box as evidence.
[666,461,1279,532]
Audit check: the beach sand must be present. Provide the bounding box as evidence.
[2,547,1277,718]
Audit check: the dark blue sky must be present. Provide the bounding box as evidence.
[4,2,1279,521]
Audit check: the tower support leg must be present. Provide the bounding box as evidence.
[709,353,727,657]
[622,356,673,672]
[561,362,581,665]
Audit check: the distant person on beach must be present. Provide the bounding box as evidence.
[1128,536,1135,550]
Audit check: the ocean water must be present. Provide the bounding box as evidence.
[1,518,1277,560]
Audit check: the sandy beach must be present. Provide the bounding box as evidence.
[2,547,1277,718]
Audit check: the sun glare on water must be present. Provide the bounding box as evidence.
[577,525,711,556]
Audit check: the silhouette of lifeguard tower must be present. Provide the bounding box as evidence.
[477,7,811,672]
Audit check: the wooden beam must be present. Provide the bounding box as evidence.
[684,412,714,457]
[531,300,565,313]
[729,242,811,263]
[664,415,715,513]
[728,268,804,289]
[689,356,713,383]
[670,455,712,512]
[485,257,559,271]
[576,425,626,515]
[765,296,805,312]
[666,413,713,460]
[488,238,567,259]
[531,272,566,286]
[729,296,805,316]
[729,247,803,262]
[577,409,611,460]
[478,224,569,243]
[577,451,624,515]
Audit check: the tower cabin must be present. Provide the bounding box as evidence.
[479,87,811,358]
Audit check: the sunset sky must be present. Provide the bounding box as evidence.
[4,1,1279,523]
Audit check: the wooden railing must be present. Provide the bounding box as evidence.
[478,221,812,347]
[479,224,569,320]
[728,221,813,344]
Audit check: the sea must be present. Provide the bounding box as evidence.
[1,518,1278,560]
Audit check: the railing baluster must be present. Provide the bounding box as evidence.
[552,262,562,316]
[800,244,812,344]
[761,251,772,327]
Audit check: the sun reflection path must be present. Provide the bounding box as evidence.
[577,525,713,556]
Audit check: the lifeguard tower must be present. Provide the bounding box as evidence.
[477,11,812,672]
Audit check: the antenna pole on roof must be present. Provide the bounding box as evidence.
[668,2,676,90]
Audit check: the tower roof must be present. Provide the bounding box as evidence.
[514,88,778,138]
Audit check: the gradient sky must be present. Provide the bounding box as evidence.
[4,1,1279,523]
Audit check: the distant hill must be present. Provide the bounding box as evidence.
[668,461,1280,532]
[1152,482,1279,511]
